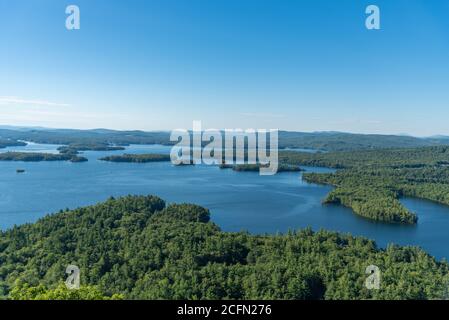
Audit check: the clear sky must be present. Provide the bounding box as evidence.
[1,0,449,136]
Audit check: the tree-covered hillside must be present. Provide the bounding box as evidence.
[280,146,449,224]
[2,127,449,152]
[0,138,26,149]
[1,195,448,300]
[278,131,448,151]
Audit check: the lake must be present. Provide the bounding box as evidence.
[2,143,449,260]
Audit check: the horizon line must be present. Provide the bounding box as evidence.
[0,124,446,139]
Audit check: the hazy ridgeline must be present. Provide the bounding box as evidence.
[2,128,449,152]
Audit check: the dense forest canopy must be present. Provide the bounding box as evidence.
[279,146,449,224]
[219,163,303,172]
[280,146,449,169]
[0,152,87,163]
[3,128,449,299]
[1,195,448,300]
[3,127,449,223]
[99,154,171,163]
[58,144,125,155]
[278,131,449,151]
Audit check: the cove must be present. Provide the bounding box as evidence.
[2,143,449,260]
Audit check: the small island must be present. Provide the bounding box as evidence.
[99,153,171,163]
[0,152,87,163]
[219,163,303,172]
[58,143,125,155]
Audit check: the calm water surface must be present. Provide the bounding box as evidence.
[1,143,449,260]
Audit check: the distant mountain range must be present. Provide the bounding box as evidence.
[278,131,449,151]
[0,126,449,152]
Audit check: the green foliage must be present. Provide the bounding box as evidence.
[220,163,302,172]
[277,132,448,151]
[58,143,125,154]
[0,152,87,163]
[0,128,173,147]
[280,146,449,169]
[281,146,449,224]
[1,196,448,300]
[155,203,211,223]
[9,282,123,300]
[100,154,171,163]
[323,186,417,224]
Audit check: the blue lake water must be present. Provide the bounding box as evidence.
[2,143,449,260]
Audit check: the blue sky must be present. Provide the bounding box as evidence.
[1,0,449,136]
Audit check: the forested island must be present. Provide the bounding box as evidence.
[100,154,171,163]
[1,195,448,300]
[58,143,125,155]
[220,163,303,172]
[279,146,449,224]
[0,152,87,163]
